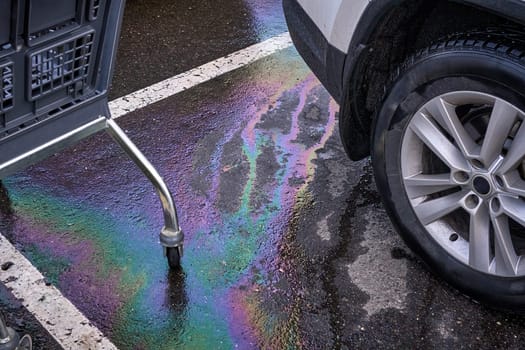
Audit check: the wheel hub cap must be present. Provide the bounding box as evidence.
[472,175,491,196]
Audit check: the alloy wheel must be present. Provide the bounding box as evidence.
[401,91,525,277]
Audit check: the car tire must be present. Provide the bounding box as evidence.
[372,36,525,311]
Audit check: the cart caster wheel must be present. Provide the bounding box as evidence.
[167,247,181,269]
[18,334,33,350]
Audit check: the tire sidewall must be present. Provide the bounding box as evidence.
[372,49,525,308]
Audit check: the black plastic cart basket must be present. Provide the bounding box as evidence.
[0,0,184,264]
[0,1,185,344]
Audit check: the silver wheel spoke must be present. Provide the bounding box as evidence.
[492,214,519,275]
[497,121,525,174]
[404,173,456,199]
[480,99,517,166]
[414,190,469,225]
[505,171,525,197]
[432,97,479,159]
[499,195,525,228]
[493,196,525,275]
[469,204,492,272]
[423,98,448,130]
[410,112,470,172]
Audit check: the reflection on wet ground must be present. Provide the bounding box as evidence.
[2,44,525,350]
[112,0,287,99]
[4,45,524,349]
[2,48,334,348]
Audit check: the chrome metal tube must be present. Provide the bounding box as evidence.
[104,118,184,249]
[0,117,107,180]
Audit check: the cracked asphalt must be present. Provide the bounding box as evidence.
[1,1,525,349]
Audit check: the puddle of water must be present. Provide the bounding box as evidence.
[244,0,288,40]
[1,50,337,349]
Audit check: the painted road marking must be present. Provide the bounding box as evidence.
[0,235,117,349]
[109,32,293,119]
[0,32,294,349]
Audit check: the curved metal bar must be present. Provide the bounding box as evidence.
[104,118,184,251]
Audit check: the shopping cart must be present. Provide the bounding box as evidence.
[0,0,184,264]
[1,0,185,346]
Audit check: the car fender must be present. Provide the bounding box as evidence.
[296,0,369,53]
[339,0,525,161]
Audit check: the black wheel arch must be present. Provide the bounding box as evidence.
[339,0,525,161]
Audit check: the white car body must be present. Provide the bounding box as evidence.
[296,0,368,53]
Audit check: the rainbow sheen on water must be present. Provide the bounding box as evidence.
[1,50,337,349]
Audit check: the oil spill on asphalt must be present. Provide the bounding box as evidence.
[2,46,525,349]
[0,48,342,349]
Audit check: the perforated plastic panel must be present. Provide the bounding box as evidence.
[0,0,125,167]
[88,0,102,21]
[29,30,94,101]
[0,61,14,113]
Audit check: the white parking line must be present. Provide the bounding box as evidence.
[109,32,293,119]
[0,236,117,349]
[0,32,293,349]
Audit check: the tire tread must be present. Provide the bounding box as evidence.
[395,31,525,86]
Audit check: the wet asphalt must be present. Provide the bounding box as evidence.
[111,0,287,99]
[2,1,525,349]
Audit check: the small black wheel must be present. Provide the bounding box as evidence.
[166,247,181,269]
[372,34,525,311]
[18,334,33,350]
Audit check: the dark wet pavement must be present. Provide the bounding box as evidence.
[0,284,60,349]
[1,1,525,349]
[111,0,287,99]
